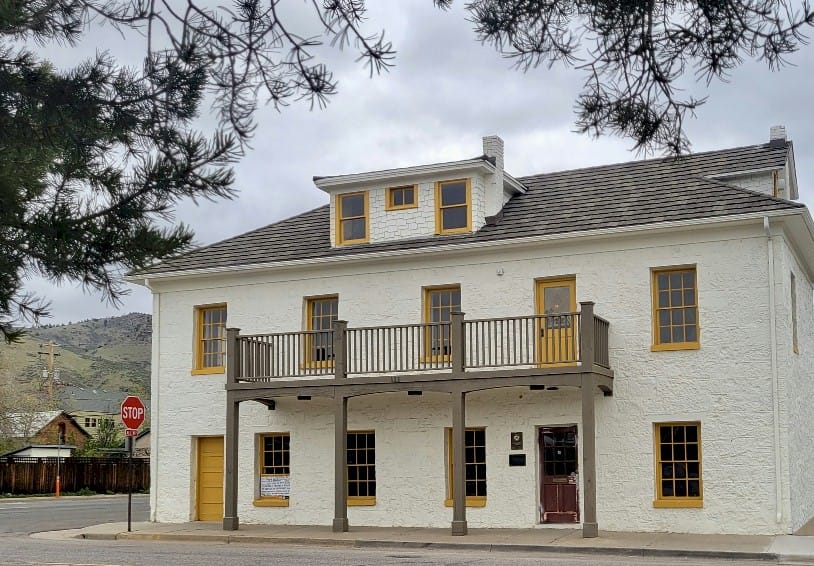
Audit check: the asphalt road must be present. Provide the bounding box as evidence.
[0,537,780,566]
[0,494,149,534]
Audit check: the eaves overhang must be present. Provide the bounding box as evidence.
[313,158,496,192]
[127,208,813,286]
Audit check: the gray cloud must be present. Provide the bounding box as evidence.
[25,1,814,324]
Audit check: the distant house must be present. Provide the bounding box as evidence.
[4,410,89,449]
[59,386,150,436]
[134,429,150,458]
[1,444,77,458]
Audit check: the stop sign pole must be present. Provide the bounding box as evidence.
[120,395,145,533]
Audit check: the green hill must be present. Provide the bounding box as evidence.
[0,313,151,396]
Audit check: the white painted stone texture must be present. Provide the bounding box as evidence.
[149,220,813,535]
[328,175,489,246]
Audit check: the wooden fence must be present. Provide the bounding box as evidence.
[0,457,149,495]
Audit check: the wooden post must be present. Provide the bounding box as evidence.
[333,396,349,532]
[333,320,348,379]
[451,390,467,535]
[579,302,595,371]
[450,311,466,374]
[222,396,240,531]
[226,327,241,385]
[581,373,598,538]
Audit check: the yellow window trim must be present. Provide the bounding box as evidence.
[651,266,700,351]
[304,295,339,367]
[336,191,369,245]
[651,342,700,352]
[193,303,227,372]
[348,496,376,506]
[653,498,703,508]
[385,185,418,211]
[191,366,225,376]
[444,497,487,508]
[654,421,703,508]
[258,433,291,505]
[422,284,461,363]
[253,497,289,507]
[435,179,472,235]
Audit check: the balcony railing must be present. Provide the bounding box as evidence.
[228,302,610,383]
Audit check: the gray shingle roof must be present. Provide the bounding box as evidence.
[136,142,803,276]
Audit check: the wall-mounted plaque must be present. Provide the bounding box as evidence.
[510,431,523,450]
[509,454,526,467]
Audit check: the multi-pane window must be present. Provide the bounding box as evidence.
[347,431,376,504]
[652,268,699,350]
[337,192,368,244]
[791,272,799,354]
[436,179,470,234]
[195,305,227,371]
[654,423,702,507]
[424,286,461,359]
[84,418,98,428]
[258,433,290,504]
[446,427,487,506]
[306,296,338,364]
[386,185,417,210]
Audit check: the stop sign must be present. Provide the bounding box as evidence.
[121,396,146,429]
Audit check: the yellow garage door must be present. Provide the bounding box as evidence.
[197,436,224,521]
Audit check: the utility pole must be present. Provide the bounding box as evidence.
[37,341,60,406]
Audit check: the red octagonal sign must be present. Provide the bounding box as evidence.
[121,395,146,430]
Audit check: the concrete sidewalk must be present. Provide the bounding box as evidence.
[31,520,814,563]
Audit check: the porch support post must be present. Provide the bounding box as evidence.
[332,395,349,532]
[222,394,240,530]
[333,320,348,379]
[581,373,598,538]
[579,302,595,371]
[450,311,466,374]
[451,390,467,535]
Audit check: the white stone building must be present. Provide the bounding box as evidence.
[131,128,814,537]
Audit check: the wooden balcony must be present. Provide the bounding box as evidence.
[226,302,612,386]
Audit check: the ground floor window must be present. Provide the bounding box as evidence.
[255,433,290,507]
[347,431,376,505]
[445,427,486,507]
[654,422,702,508]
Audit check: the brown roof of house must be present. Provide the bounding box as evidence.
[135,141,802,276]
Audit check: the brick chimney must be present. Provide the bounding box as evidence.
[482,135,505,218]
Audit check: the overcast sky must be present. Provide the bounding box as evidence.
[28,0,814,325]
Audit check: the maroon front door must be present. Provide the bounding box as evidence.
[540,426,579,523]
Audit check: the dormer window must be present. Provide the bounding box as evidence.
[436,179,471,234]
[337,192,369,245]
[386,185,417,210]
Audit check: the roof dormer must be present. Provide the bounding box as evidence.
[314,136,526,247]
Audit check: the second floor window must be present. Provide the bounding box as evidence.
[652,267,699,351]
[436,179,470,234]
[424,285,461,359]
[386,185,417,210]
[306,296,338,364]
[194,304,227,372]
[337,192,368,245]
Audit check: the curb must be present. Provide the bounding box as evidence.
[78,531,780,561]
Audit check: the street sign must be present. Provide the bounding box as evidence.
[125,428,139,437]
[121,396,146,429]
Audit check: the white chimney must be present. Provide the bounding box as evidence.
[770,125,787,143]
[482,135,505,218]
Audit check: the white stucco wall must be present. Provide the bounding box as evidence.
[777,236,814,532]
[328,174,488,246]
[149,220,812,534]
